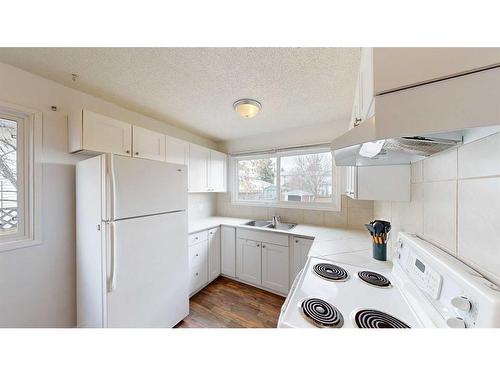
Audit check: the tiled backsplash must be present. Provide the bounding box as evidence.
[188,193,217,221]
[216,192,374,229]
[374,131,500,285]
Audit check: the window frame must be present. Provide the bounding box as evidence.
[0,101,42,253]
[230,146,341,211]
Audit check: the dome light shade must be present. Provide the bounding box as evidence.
[233,99,261,118]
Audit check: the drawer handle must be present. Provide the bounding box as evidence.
[257,244,260,247]
[195,237,198,240]
[262,245,266,248]
[196,254,199,257]
[295,240,299,243]
[195,272,199,276]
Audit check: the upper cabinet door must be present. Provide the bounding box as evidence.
[373,48,500,94]
[209,150,227,192]
[188,144,209,192]
[82,110,132,156]
[132,126,166,161]
[165,135,189,165]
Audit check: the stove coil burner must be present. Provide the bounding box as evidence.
[357,271,391,288]
[301,298,344,328]
[353,309,410,328]
[313,263,349,281]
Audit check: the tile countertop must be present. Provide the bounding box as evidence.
[188,216,392,271]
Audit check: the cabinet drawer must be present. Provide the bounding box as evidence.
[236,228,289,247]
[189,230,208,246]
[189,262,208,295]
[188,241,208,269]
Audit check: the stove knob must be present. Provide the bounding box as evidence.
[451,296,472,312]
[446,317,466,328]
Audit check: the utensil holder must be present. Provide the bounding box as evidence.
[373,243,387,261]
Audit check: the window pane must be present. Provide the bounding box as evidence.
[0,118,18,235]
[280,152,333,203]
[237,158,277,201]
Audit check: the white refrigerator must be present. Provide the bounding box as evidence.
[76,153,189,328]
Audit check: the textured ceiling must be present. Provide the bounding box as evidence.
[0,48,360,141]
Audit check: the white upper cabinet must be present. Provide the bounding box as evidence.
[349,48,375,129]
[165,135,189,165]
[209,150,227,192]
[188,144,210,192]
[188,144,227,193]
[132,126,166,161]
[373,48,500,94]
[69,109,132,156]
[69,109,227,189]
[345,164,410,201]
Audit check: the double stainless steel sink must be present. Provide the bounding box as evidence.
[243,220,297,231]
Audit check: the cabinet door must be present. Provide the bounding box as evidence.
[132,126,166,161]
[189,262,208,295]
[165,135,189,165]
[82,110,132,156]
[349,79,361,129]
[291,237,313,283]
[357,165,410,201]
[188,144,209,192]
[221,226,236,277]
[208,227,221,282]
[236,238,261,285]
[261,242,289,294]
[345,166,358,199]
[360,48,375,121]
[209,150,227,192]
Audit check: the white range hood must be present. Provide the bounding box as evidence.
[332,65,500,166]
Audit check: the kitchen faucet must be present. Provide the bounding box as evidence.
[272,215,281,227]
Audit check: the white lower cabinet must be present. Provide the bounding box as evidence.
[291,237,314,283]
[236,238,262,285]
[188,227,221,296]
[189,262,208,295]
[221,226,236,277]
[235,228,290,295]
[208,227,221,282]
[261,242,289,294]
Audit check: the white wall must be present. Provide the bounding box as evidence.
[188,193,217,221]
[0,62,216,327]
[374,131,500,285]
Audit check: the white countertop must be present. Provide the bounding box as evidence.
[189,216,392,270]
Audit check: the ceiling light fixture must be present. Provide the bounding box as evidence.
[233,99,261,119]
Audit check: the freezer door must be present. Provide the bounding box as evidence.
[108,154,187,220]
[105,211,189,327]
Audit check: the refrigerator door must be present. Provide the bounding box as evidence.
[106,154,187,221]
[105,211,189,327]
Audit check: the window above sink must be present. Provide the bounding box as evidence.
[230,146,341,211]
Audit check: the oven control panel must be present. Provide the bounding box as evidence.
[402,250,443,300]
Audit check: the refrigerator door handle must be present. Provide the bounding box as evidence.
[107,221,117,293]
[106,153,116,221]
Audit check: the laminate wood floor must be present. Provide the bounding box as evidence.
[175,277,285,328]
